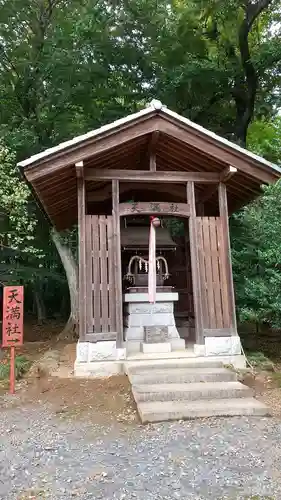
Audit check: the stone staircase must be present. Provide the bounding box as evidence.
[125,359,268,423]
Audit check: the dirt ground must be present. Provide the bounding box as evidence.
[13,374,138,426]
[2,338,281,426]
[0,341,138,427]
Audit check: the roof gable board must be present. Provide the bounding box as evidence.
[19,100,280,180]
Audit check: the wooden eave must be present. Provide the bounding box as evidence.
[19,103,281,230]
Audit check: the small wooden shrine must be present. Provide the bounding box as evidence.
[121,215,175,288]
[121,215,185,352]
[19,100,281,374]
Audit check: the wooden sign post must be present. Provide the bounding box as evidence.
[2,286,24,394]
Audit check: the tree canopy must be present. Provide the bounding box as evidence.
[0,0,280,328]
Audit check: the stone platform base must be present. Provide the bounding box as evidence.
[124,292,183,352]
[74,335,245,378]
[194,336,242,357]
[142,342,171,354]
[74,341,126,378]
[126,338,186,355]
[74,360,124,378]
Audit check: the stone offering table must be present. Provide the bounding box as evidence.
[124,287,185,354]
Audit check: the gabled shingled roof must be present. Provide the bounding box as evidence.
[19,100,281,229]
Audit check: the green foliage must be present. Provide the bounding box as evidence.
[0,144,39,254]
[0,142,68,318]
[0,0,280,326]
[247,118,281,165]
[0,0,280,154]
[246,351,274,371]
[164,218,185,237]
[231,181,281,328]
[0,354,31,380]
[231,112,281,329]
[242,496,274,500]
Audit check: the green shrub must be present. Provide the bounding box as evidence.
[246,351,274,371]
[0,354,31,380]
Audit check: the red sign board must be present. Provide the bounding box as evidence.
[2,286,24,347]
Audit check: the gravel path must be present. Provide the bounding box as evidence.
[0,405,280,499]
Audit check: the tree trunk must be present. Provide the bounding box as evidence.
[33,282,46,325]
[51,229,79,341]
[234,0,273,145]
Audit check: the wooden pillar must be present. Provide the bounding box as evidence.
[76,161,86,341]
[112,180,123,347]
[187,181,204,344]
[218,182,237,331]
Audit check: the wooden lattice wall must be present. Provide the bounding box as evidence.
[196,216,234,333]
[85,215,117,338]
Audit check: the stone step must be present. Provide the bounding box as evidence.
[133,381,253,403]
[126,358,223,375]
[138,398,269,423]
[129,367,237,385]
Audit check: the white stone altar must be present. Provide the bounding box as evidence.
[124,291,185,353]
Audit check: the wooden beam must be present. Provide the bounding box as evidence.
[218,182,237,332]
[112,180,123,347]
[149,131,159,171]
[149,131,160,150]
[118,201,190,218]
[25,117,160,182]
[187,181,204,345]
[24,117,278,186]
[221,165,237,182]
[87,182,186,203]
[76,161,86,341]
[198,165,237,204]
[85,215,93,333]
[150,153,156,172]
[157,120,277,184]
[75,161,84,177]
[85,169,221,183]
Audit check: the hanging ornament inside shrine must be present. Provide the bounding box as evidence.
[148,216,160,304]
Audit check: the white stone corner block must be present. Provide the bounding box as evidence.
[231,336,242,355]
[76,342,89,363]
[116,348,126,360]
[205,336,242,356]
[88,341,117,362]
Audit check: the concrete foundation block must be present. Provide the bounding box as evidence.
[126,341,141,354]
[124,292,179,303]
[128,313,174,328]
[129,302,174,314]
[141,342,172,354]
[205,336,242,356]
[124,327,143,341]
[74,361,124,378]
[76,342,89,363]
[170,338,186,351]
[231,336,242,355]
[168,326,180,337]
[177,327,190,339]
[222,355,246,369]
[116,348,126,360]
[194,344,206,356]
[88,341,117,362]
